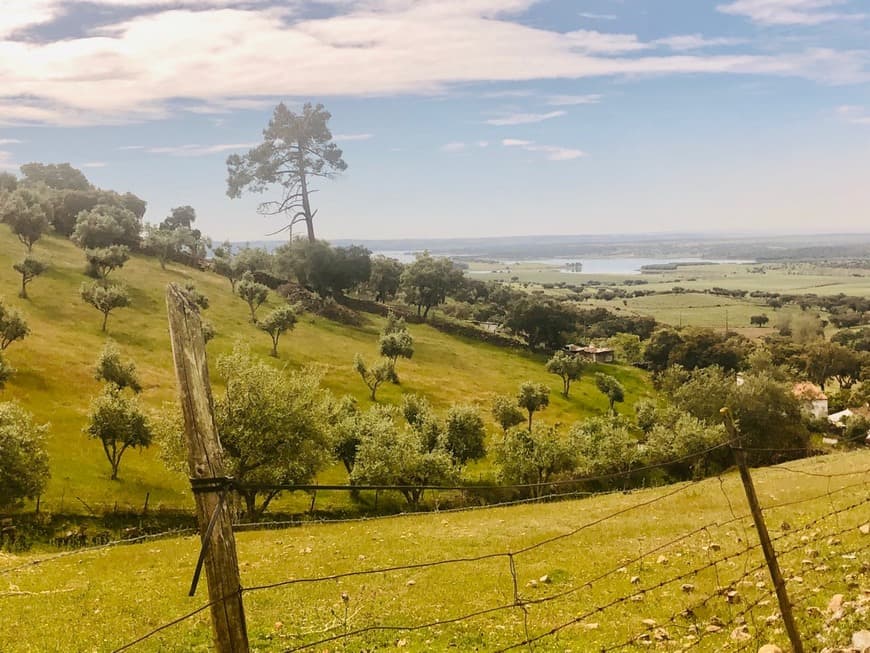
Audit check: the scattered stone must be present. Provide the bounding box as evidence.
[726,590,741,604]
[853,631,870,651]
[630,575,641,585]
[406,580,416,587]
[274,621,283,630]
[539,574,550,584]
[828,537,842,546]
[709,543,722,551]
[681,583,695,593]
[656,555,669,565]
[730,625,751,642]
[828,594,845,614]
[527,579,538,588]
[705,624,722,633]
[757,646,783,653]
[790,576,804,584]
[582,622,599,630]
[641,618,656,628]
[652,627,670,641]
[631,593,644,602]
[860,524,870,535]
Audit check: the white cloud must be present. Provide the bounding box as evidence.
[836,105,870,124]
[717,0,866,25]
[440,141,467,152]
[502,138,583,160]
[144,142,258,156]
[80,161,107,168]
[118,145,145,150]
[0,1,866,126]
[0,138,23,145]
[479,89,535,98]
[655,35,746,51]
[563,29,647,54]
[545,94,602,106]
[334,133,374,141]
[486,111,566,126]
[0,0,58,38]
[0,150,18,169]
[578,12,617,20]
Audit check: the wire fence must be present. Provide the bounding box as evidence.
[3,447,868,652]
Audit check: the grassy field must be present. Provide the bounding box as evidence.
[469,259,870,332]
[1,448,867,652]
[0,229,652,514]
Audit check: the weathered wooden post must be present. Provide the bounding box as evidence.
[722,408,804,653]
[166,283,249,653]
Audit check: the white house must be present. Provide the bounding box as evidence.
[792,382,828,419]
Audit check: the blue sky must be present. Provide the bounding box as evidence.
[1,0,869,242]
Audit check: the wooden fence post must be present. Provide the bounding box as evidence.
[166,284,249,653]
[722,408,804,653]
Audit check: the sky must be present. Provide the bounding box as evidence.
[1,0,869,242]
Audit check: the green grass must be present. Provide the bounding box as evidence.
[0,229,652,513]
[1,448,867,652]
[475,259,870,333]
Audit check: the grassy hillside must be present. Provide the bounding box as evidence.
[0,229,652,513]
[1,449,867,652]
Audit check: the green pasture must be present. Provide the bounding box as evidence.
[1,449,867,652]
[0,229,652,514]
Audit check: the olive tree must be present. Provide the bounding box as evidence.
[0,355,13,390]
[237,271,269,322]
[353,354,394,401]
[491,394,525,432]
[378,327,413,383]
[85,245,130,282]
[212,241,243,293]
[258,304,297,357]
[546,350,584,397]
[0,302,29,350]
[569,415,639,481]
[517,381,550,430]
[351,418,457,507]
[72,203,141,249]
[0,401,50,509]
[80,282,130,332]
[444,404,486,465]
[330,399,395,479]
[214,347,333,519]
[595,373,625,414]
[85,385,152,480]
[0,188,51,253]
[95,342,142,393]
[495,424,573,497]
[13,257,47,299]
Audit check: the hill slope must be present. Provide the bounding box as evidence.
[1,448,867,652]
[0,229,653,512]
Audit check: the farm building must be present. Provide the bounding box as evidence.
[792,382,828,419]
[564,344,615,363]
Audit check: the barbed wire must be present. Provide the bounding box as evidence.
[0,527,196,576]
[10,444,868,653]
